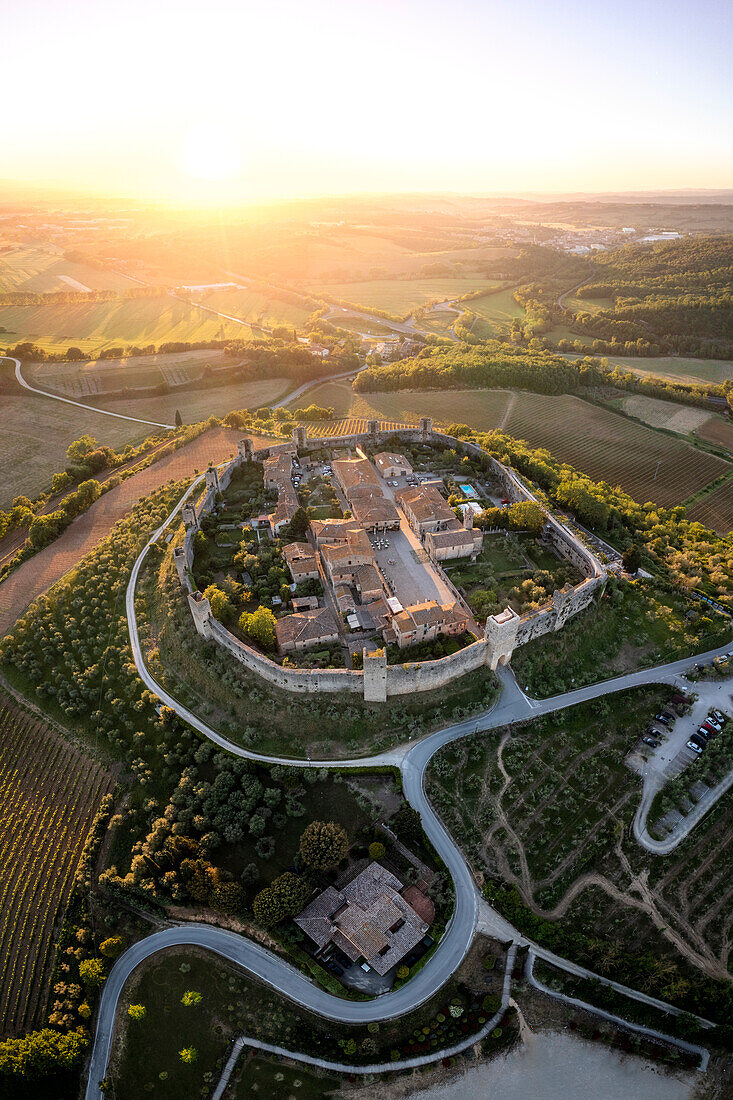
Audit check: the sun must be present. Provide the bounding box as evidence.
[179,123,242,182]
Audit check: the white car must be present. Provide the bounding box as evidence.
[686,740,704,754]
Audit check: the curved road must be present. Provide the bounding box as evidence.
[87,478,731,1095]
[9,357,176,429]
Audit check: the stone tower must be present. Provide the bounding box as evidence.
[484,607,520,670]
[182,502,198,531]
[205,466,219,492]
[188,592,213,639]
[238,437,254,462]
[292,425,307,449]
[420,416,433,441]
[552,583,575,630]
[367,419,379,442]
[363,647,387,702]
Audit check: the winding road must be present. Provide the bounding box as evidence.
[80,473,733,1096]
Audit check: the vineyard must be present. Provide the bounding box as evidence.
[0,698,114,1036]
[294,416,413,439]
[687,478,733,533]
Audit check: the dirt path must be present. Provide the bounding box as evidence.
[498,391,517,431]
[0,428,247,637]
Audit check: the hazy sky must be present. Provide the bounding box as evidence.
[4,0,732,204]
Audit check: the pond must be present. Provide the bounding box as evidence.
[411,1031,695,1100]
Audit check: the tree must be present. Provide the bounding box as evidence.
[79,958,106,987]
[0,1028,89,1078]
[128,1004,146,1020]
[622,543,642,574]
[179,1047,198,1063]
[240,605,277,650]
[506,501,545,535]
[99,935,126,959]
[66,434,99,463]
[203,584,234,622]
[289,507,309,540]
[175,409,183,427]
[299,820,349,869]
[181,990,203,1007]
[368,841,386,861]
[252,872,311,926]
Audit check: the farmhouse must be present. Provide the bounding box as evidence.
[374,451,413,479]
[282,542,319,583]
[275,607,340,654]
[294,862,429,976]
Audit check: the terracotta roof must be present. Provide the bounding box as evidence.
[275,607,339,650]
[374,451,412,475]
[333,457,380,494]
[396,485,455,526]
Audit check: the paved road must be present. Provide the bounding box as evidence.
[88,482,732,1095]
[8,357,176,429]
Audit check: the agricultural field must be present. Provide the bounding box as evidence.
[0,245,137,293]
[428,688,733,1000]
[465,288,525,336]
[0,294,249,356]
[308,277,503,317]
[0,427,248,636]
[90,376,291,429]
[511,578,730,698]
[562,295,614,315]
[290,383,733,521]
[0,697,114,1036]
[27,349,233,398]
[201,287,313,329]
[694,414,733,453]
[563,353,733,386]
[687,478,733,533]
[614,394,712,436]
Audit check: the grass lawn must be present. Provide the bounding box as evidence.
[234,1059,339,1098]
[0,294,250,355]
[465,288,525,335]
[511,577,730,698]
[311,277,502,317]
[109,938,513,1099]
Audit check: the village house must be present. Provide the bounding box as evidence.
[333,457,400,532]
[320,527,374,586]
[275,607,340,654]
[294,862,430,976]
[390,600,469,649]
[263,448,300,535]
[396,484,458,537]
[282,542,320,583]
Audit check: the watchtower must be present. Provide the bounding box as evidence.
[363,647,387,702]
[182,502,198,531]
[420,416,433,441]
[484,607,520,669]
[238,437,254,462]
[292,425,307,449]
[205,466,220,492]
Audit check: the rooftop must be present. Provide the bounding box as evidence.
[275,606,339,649]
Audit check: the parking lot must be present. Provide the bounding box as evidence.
[640,677,733,781]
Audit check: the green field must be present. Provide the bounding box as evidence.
[0,295,251,355]
[28,349,231,396]
[0,245,137,293]
[563,295,614,314]
[465,288,525,335]
[308,277,503,317]
[563,352,733,385]
[202,287,313,329]
[89,376,291,426]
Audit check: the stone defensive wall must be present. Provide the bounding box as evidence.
[170,421,607,700]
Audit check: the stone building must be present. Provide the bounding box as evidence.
[282,542,319,583]
[374,451,413,479]
[275,607,339,654]
[294,862,429,976]
[389,600,469,649]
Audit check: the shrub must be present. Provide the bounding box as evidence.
[179,1047,198,1063]
[99,935,126,959]
[396,965,410,980]
[128,1004,146,1020]
[181,990,203,1007]
[299,820,349,869]
[368,841,386,861]
[79,958,106,987]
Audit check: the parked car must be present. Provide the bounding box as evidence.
[642,737,659,747]
[711,709,727,723]
[655,714,671,726]
[686,740,704,755]
[701,721,720,737]
[697,726,715,741]
[705,715,723,729]
[689,733,707,750]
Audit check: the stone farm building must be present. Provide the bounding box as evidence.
[294,862,430,976]
[374,451,413,479]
